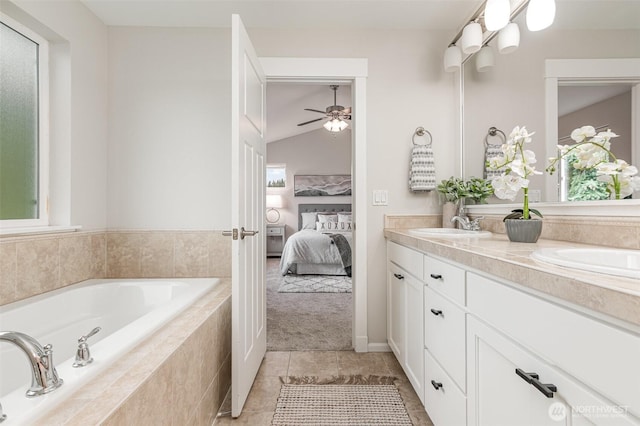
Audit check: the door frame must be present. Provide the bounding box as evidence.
[260,57,369,352]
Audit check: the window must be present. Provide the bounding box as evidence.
[266,164,286,188]
[0,14,49,227]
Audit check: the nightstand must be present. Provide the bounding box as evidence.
[266,224,286,257]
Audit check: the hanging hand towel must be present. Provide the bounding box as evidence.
[484,127,506,180]
[409,144,436,192]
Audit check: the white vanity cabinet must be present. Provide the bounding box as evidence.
[467,272,640,426]
[387,241,425,403]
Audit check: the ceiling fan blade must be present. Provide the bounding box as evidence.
[304,108,327,114]
[297,118,324,126]
[342,107,352,114]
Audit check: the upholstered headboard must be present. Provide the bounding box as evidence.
[298,203,352,231]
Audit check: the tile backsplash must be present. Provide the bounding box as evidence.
[0,230,231,306]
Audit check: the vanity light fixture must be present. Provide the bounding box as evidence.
[323,118,349,132]
[526,0,556,31]
[460,21,483,54]
[476,45,495,72]
[484,0,510,31]
[444,44,462,72]
[498,22,520,54]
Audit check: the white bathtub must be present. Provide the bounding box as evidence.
[0,278,218,425]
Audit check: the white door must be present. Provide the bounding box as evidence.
[231,14,267,418]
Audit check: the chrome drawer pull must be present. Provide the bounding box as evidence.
[430,273,443,280]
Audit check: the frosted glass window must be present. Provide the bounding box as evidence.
[0,21,40,220]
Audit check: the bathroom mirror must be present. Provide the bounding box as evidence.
[460,4,640,214]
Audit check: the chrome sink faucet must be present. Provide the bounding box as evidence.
[0,331,64,397]
[451,199,484,231]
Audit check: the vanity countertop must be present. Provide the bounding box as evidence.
[385,229,640,328]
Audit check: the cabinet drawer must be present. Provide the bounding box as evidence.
[424,255,466,306]
[424,286,466,392]
[266,226,283,236]
[388,241,423,279]
[424,348,466,426]
[468,272,640,418]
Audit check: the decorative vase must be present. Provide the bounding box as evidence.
[504,219,543,243]
[442,201,458,228]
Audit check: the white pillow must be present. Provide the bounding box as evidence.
[318,214,338,223]
[301,212,318,230]
[338,213,352,223]
[316,221,353,233]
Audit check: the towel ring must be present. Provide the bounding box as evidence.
[484,126,505,148]
[412,127,433,146]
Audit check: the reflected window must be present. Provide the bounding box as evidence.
[0,17,48,224]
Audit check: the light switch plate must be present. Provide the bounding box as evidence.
[373,190,388,206]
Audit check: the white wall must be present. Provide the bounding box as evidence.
[266,128,352,237]
[463,17,640,200]
[107,27,231,229]
[5,0,108,229]
[105,26,457,346]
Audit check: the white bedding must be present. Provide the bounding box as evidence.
[279,230,353,276]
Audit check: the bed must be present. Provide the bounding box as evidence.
[279,203,353,276]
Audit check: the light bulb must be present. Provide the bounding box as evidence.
[484,0,510,31]
[527,0,556,31]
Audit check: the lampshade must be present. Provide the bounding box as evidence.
[323,118,349,132]
[266,194,283,209]
[526,0,556,31]
[498,22,520,54]
[484,0,510,31]
[444,45,462,73]
[475,46,495,72]
[460,22,482,54]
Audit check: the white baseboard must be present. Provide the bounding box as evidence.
[354,336,368,352]
[367,342,391,352]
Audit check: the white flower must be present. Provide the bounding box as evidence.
[509,126,535,145]
[570,125,596,143]
[592,129,618,144]
[491,175,529,201]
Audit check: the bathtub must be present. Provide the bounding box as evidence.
[0,278,218,425]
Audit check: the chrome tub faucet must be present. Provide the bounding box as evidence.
[0,331,63,397]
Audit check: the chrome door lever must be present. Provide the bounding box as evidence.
[240,227,259,240]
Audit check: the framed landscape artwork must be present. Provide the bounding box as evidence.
[294,175,352,197]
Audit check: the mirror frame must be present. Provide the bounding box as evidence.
[468,57,640,218]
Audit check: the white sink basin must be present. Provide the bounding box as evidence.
[408,228,492,238]
[531,247,640,279]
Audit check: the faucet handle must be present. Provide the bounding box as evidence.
[78,326,101,344]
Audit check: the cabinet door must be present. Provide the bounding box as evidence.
[467,317,639,426]
[388,262,406,361]
[405,272,424,404]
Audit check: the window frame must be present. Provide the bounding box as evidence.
[266,163,286,188]
[0,12,50,229]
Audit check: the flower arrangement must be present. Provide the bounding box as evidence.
[547,125,640,200]
[487,126,543,220]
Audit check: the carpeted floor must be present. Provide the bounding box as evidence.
[267,258,352,351]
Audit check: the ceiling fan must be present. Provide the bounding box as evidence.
[297,85,352,127]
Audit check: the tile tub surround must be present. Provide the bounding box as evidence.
[385,229,640,328]
[0,230,231,306]
[32,279,232,426]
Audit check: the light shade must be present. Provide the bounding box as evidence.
[460,22,482,54]
[475,46,495,72]
[444,45,462,73]
[484,0,510,31]
[526,0,556,31]
[266,194,283,209]
[498,22,520,54]
[323,118,349,132]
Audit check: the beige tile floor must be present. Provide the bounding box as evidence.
[213,351,434,426]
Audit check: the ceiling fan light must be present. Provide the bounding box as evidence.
[324,118,348,132]
[484,0,510,31]
[444,45,462,73]
[498,22,520,54]
[526,0,556,31]
[461,22,482,54]
[475,45,495,73]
